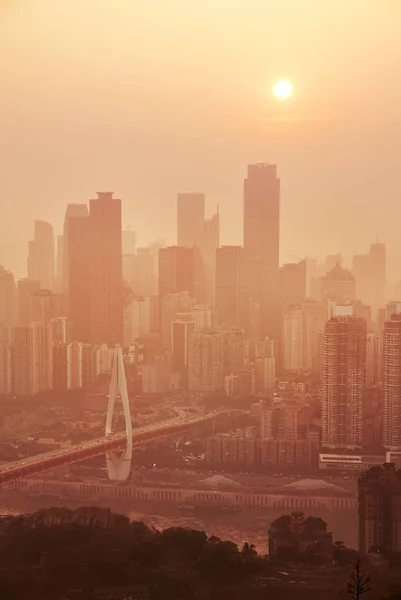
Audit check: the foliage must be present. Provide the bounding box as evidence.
[0,507,266,600]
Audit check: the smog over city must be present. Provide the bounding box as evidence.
[0,2,401,600]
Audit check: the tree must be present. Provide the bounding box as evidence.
[347,557,371,600]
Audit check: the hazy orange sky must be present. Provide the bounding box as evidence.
[1,0,401,278]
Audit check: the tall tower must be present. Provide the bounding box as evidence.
[358,463,401,555]
[67,211,91,342]
[188,330,224,392]
[369,241,386,308]
[89,192,123,346]
[177,193,205,247]
[383,312,401,450]
[0,266,16,326]
[243,163,280,339]
[322,311,367,450]
[62,203,89,295]
[27,220,55,291]
[105,346,132,481]
[215,246,247,329]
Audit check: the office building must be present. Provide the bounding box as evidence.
[322,264,356,303]
[322,312,367,450]
[29,289,58,324]
[369,241,386,308]
[282,304,315,372]
[0,266,16,326]
[17,278,40,325]
[159,245,206,305]
[279,260,307,308]
[132,248,157,296]
[195,209,220,305]
[215,246,247,329]
[161,292,194,350]
[358,463,401,555]
[27,220,55,291]
[177,193,205,247]
[123,296,151,345]
[383,312,401,450]
[188,330,224,392]
[89,192,123,346]
[62,203,89,295]
[66,208,91,342]
[243,163,280,338]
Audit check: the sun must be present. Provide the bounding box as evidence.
[273,80,293,100]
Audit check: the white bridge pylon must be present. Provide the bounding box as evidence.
[105,346,133,481]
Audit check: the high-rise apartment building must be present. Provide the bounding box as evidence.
[188,330,224,392]
[366,332,383,386]
[27,220,55,291]
[358,463,401,555]
[383,312,401,450]
[12,323,53,396]
[177,193,205,247]
[282,304,315,372]
[123,296,151,345]
[89,192,123,346]
[243,163,280,339]
[172,316,195,382]
[0,342,11,394]
[215,246,247,329]
[321,311,367,450]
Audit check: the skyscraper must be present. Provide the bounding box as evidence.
[12,323,53,395]
[369,241,386,309]
[177,193,205,247]
[383,311,401,450]
[282,304,315,372]
[17,278,40,326]
[159,245,206,306]
[172,315,195,384]
[67,211,91,342]
[62,203,89,295]
[358,463,401,555]
[215,246,247,329]
[188,329,224,392]
[321,310,367,450]
[243,163,280,338]
[27,220,55,291]
[89,192,123,346]
[195,209,220,305]
[0,266,16,326]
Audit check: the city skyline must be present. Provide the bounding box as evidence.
[1,1,401,278]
